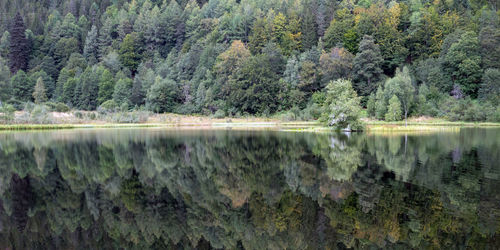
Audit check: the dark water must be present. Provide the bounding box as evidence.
[0,128,499,249]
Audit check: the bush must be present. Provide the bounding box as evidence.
[6,99,24,111]
[55,103,70,112]
[212,110,225,119]
[30,105,52,124]
[45,102,70,112]
[98,100,118,114]
[110,111,151,123]
[0,104,16,123]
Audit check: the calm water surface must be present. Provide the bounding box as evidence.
[0,128,499,249]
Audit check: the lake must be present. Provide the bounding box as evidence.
[0,128,499,249]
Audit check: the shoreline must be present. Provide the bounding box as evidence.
[0,120,499,131]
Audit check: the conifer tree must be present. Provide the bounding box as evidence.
[9,13,29,73]
[83,25,99,65]
[33,77,48,104]
[352,35,384,96]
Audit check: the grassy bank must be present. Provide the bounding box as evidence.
[1,114,499,131]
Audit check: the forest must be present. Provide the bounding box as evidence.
[0,0,499,125]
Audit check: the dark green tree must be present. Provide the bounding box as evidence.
[119,33,141,74]
[352,35,384,96]
[10,70,33,102]
[9,13,29,73]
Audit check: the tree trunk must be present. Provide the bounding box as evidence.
[405,110,408,127]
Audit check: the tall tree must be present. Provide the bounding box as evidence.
[9,13,29,73]
[352,35,384,96]
[32,77,48,104]
[83,25,99,65]
[442,31,482,97]
[10,70,32,102]
[383,67,415,126]
[119,33,141,74]
[320,79,363,130]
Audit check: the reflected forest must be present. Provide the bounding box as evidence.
[0,128,499,249]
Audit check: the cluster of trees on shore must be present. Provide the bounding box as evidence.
[0,0,499,124]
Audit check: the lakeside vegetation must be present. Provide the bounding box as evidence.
[0,0,499,131]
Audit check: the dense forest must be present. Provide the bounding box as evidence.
[0,0,499,123]
[0,129,498,248]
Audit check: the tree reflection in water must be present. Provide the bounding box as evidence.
[0,128,498,249]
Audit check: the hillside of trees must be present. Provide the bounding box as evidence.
[0,0,499,123]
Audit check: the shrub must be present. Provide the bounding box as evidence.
[55,103,70,112]
[212,110,225,119]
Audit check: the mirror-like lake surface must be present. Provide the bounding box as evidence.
[0,128,499,249]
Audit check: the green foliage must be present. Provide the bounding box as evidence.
[442,32,483,97]
[97,69,114,105]
[32,77,47,104]
[366,93,376,117]
[375,86,386,120]
[11,70,33,102]
[113,78,132,106]
[0,0,496,122]
[321,79,363,130]
[146,77,179,113]
[384,67,415,122]
[119,33,141,73]
[385,95,402,121]
[352,35,384,96]
[479,68,500,106]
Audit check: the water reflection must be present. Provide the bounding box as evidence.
[0,128,499,249]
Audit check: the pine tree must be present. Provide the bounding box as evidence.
[11,70,33,102]
[113,78,132,106]
[33,77,47,104]
[83,25,99,65]
[9,13,29,73]
[352,35,384,96]
[119,33,141,73]
[97,69,114,105]
[77,67,99,110]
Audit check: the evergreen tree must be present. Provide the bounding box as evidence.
[83,25,99,65]
[97,69,114,105]
[119,33,141,74]
[385,95,402,121]
[352,35,384,96]
[10,70,33,102]
[77,66,99,110]
[0,57,11,102]
[62,77,77,105]
[32,77,47,104]
[55,68,73,102]
[30,71,55,100]
[9,13,29,73]
[113,78,132,106]
[130,76,145,106]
